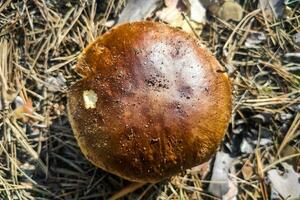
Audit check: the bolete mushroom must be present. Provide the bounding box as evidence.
[68,21,231,183]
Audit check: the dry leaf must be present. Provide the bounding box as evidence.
[117,0,160,24]
[188,159,211,178]
[223,171,238,200]
[268,163,300,199]
[208,152,235,197]
[156,0,205,35]
[208,0,243,21]
[259,0,285,20]
[156,0,187,29]
[217,1,243,22]
[188,0,206,23]
[242,160,253,180]
[156,3,183,26]
[280,145,300,171]
[240,139,254,154]
[14,97,33,122]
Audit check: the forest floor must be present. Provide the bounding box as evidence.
[0,0,299,199]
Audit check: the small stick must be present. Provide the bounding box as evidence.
[108,182,146,200]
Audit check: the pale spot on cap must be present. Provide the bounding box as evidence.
[83,90,98,109]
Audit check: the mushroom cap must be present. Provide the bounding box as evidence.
[68,21,232,183]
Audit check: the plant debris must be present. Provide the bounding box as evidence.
[208,152,235,198]
[0,0,299,199]
[209,0,244,21]
[117,0,160,24]
[268,163,300,199]
[259,0,285,20]
[156,0,206,35]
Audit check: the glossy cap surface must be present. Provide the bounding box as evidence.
[68,21,231,183]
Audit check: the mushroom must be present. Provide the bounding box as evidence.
[68,21,231,184]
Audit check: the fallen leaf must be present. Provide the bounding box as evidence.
[280,145,300,171]
[208,0,243,22]
[208,151,235,197]
[188,159,211,178]
[245,32,266,48]
[156,3,183,26]
[241,160,253,180]
[268,162,300,199]
[259,0,285,20]
[223,171,238,200]
[14,97,33,122]
[156,0,205,35]
[117,0,160,24]
[188,0,206,23]
[217,0,243,22]
[240,139,254,154]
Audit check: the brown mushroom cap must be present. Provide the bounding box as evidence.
[68,21,231,183]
